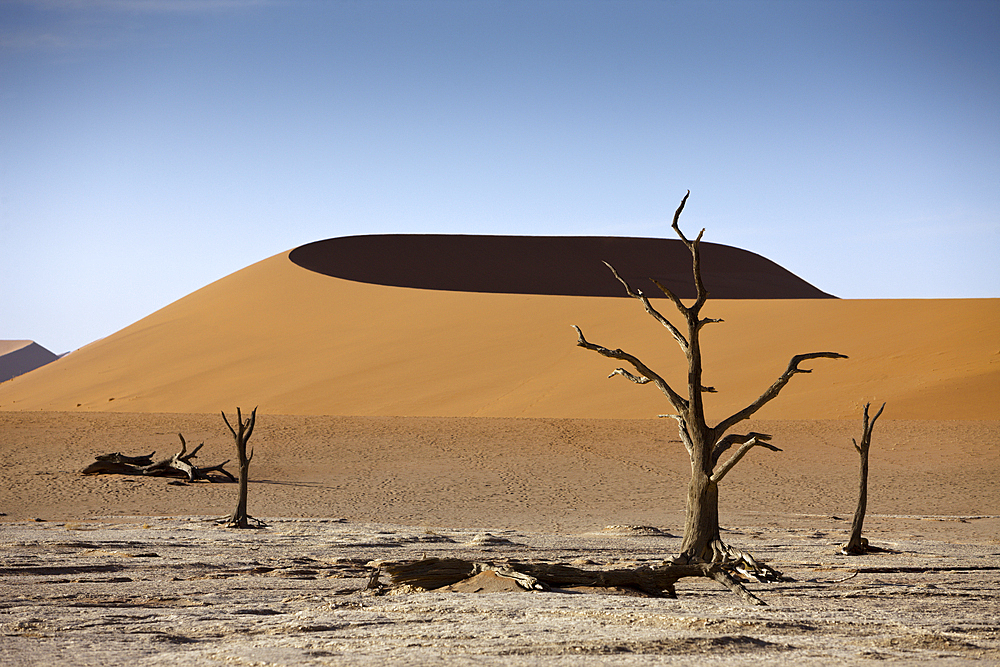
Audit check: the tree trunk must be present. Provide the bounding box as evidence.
[842,402,885,554]
[231,459,251,527]
[678,414,723,562]
[222,407,262,529]
[679,468,720,561]
[844,446,869,552]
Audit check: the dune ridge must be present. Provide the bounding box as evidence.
[0,237,996,419]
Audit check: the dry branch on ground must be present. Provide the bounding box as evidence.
[80,434,235,482]
[374,556,766,605]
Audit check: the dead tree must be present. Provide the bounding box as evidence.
[574,191,847,580]
[842,401,886,555]
[221,407,263,528]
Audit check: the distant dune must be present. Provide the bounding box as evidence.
[0,340,59,384]
[0,236,996,419]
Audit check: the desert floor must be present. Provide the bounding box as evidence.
[2,412,999,665]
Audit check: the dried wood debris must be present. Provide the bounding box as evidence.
[81,434,235,482]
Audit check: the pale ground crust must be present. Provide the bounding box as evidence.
[2,411,999,664]
[2,518,998,666]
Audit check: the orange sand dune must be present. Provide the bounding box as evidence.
[0,340,58,384]
[0,243,996,420]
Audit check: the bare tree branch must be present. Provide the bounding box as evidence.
[689,237,709,313]
[93,451,155,466]
[711,431,774,467]
[669,190,692,243]
[660,413,695,454]
[853,401,886,454]
[605,263,689,350]
[706,568,766,606]
[176,434,204,460]
[711,436,782,484]
[714,352,848,436]
[609,368,651,384]
[666,191,712,312]
[649,277,725,335]
[648,278,691,320]
[241,406,256,443]
[222,411,237,438]
[199,461,236,482]
[573,325,688,412]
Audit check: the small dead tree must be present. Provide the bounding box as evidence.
[221,407,263,528]
[842,401,886,555]
[574,191,847,579]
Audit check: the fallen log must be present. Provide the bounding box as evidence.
[96,451,156,466]
[374,556,765,605]
[81,434,235,482]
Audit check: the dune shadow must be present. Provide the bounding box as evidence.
[289,235,836,299]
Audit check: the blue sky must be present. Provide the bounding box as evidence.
[2,0,998,354]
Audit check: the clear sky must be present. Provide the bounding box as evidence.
[2,0,998,354]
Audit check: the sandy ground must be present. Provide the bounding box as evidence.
[2,412,998,536]
[2,412,998,665]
